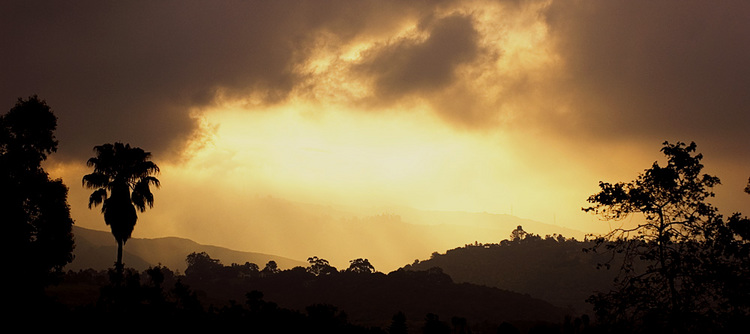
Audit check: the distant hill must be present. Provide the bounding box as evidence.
[404,237,620,315]
[68,226,307,272]
[110,195,591,272]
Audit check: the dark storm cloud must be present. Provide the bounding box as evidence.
[1,1,294,160]
[0,0,433,161]
[3,0,748,166]
[542,1,750,156]
[355,14,480,100]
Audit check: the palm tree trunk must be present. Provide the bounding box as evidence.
[115,239,124,276]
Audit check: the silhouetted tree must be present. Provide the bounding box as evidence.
[451,316,471,334]
[185,252,223,282]
[231,261,260,278]
[1,96,74,302]
[83,142,160,275]
[423,313,451,334]
[261,260,280,276]
[346,258,375,273]
[145,266,165,290]
[584,141,750,332]
[388,311,408,334]
[171,279,204,316]
[307,256,338,276]
[745,177,750,195]
[510,225,527,242]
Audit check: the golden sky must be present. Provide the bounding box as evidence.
[4,0,749,271]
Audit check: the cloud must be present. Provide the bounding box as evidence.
[355,14,480,100]
[0,0,430,161]
[541,1,750,154]
[2,0,748,169]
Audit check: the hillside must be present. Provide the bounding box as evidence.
[404,236,620,315]
[69,226,307,272]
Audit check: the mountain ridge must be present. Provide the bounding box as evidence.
[69,225,308,272]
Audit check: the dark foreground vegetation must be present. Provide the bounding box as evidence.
[4,96,750,333]
[40,255,585,333]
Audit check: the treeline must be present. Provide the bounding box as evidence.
[45,265,378,333]
[45,253,592,334]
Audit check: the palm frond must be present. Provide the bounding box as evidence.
[85,141,160,212]
[88,188,107,209]
[131,178,156,212]
[142,175,160,188]
[82,172,110,189]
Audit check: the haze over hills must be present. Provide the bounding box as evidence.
[69,226,307,273]
[131,195,592,272]
[71,197,590,273]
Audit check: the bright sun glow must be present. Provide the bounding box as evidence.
[185,103,518,212]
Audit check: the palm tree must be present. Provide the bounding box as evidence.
[82,142,160,273]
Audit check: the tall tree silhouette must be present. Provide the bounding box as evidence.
[1,96,74,302]
[584,141,749,332]
[83,142,160,274]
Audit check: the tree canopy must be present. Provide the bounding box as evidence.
[0,96,74,300]
[346,258,375,274]
[584,141,750,333]
[307,256,338,276]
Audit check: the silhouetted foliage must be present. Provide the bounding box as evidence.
[261,260,280,276]
[1,96,74,306]
[43,264,395,332]
[307,256,338,276]
[422,313,451,334]
[230,261,260,278]
[185,251,223,282]
[306,303,350,332]
[584,141,750,333]
[83,142,160,274]
[388,311,408,334]
[510,225,528,242]
[40,246,590,333]
[347,258,376,274]
[175,253,570,330]
[451,316,471,334]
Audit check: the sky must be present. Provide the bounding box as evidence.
[2,0,749,271]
